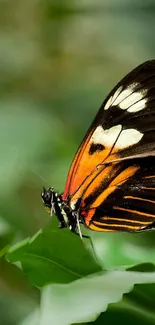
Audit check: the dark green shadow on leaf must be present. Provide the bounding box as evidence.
[6,219,101,286]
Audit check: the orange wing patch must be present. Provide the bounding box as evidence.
[83,165,139,227]
[63,124,122,200]
[62,128,94,200]
[63,140,117,200]
[63,121,144,203]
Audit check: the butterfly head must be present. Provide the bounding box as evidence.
[41,187,68,228]
[41,187,56,215]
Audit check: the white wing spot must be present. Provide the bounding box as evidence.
[115,129,143,148]
[127,98,147,113]
[113,83,138,106]
[104,82,147,113]
[90,125,143,149]
[90,125,122,147]
[120,92,142,110]
[104,96,113,111]
[104,86,123,110]
[120,89,147,111]
[111,86,123,104]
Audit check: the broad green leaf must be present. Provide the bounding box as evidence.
[90,231,155,269]
[6,220,101,286]
[0,258,39,325]
[18,309,40,325]
[0,257,39,300]
[40,269,155,325]
[91,305,155,325]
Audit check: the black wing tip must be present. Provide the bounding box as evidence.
[135,59,155,71]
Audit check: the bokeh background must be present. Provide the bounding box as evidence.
[1,0,155,324]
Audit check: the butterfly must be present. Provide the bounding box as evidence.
[41,60,155,239]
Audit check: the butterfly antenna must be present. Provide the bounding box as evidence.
[31,169,49,185]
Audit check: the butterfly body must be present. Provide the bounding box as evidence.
[41,187,85,237]
[42,60,155,237]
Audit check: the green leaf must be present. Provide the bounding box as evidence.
[90,305,155,325]
[18,309,40,325]
[39,269,155,325]
[0,257,39,300]
[0,257,39,325]
[91,231,155,269]
[6,220,101,286]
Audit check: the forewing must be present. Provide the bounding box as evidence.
[63,60,155,205]
[82,156,155,232]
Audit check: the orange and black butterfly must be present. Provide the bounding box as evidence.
[42,60,155,239]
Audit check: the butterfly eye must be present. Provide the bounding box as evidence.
[41,187,52,206]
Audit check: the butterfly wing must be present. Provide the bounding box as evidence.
[62,60,155,231]
[82,156,155,231]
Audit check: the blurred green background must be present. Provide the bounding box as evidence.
[1,0,155,324]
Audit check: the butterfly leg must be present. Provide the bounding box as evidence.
[73,229,99,263]
[70,215,98,263]
[69,212,83,240]
[75,212,83,240]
